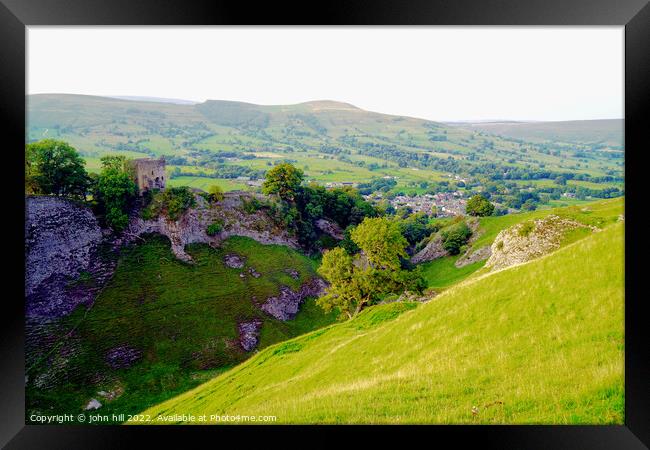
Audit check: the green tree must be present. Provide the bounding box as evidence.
[317,248,392,319]
[440,221,472,255]
[521,199,538,211]
[262,163,304,201]
[95,155,137,231]
[208,184,225,202]
[399,213,435,247]
[465,194,495,217]
[318,216,422,319]
[350,217,407,270]
[25,139,89,197]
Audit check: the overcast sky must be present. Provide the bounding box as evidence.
[27,27,623,122]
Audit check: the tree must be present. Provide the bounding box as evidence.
[440,221,472,255]
[25,139,89,197]
[465,194,495,217]
[262,163,304,201]
[94,156,137,231]
[521,199,537,211]
[350,217,407,270]
[208,184,224,202]
[318,216,423,319]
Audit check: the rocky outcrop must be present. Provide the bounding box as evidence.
[455,245,492,268]
[485,215,593,271]
[105,345,143,369]
[238,319,262,351]
[120,192,299,262]
[411,217,482,265]
[224,254,245,269]
[261,278,328,321]
[84,399,102,410]
[285,269,300,280]
[315,218,344,240]
[25,196,112,319]
[411,235,448,264]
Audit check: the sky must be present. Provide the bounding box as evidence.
[27,27,624,122]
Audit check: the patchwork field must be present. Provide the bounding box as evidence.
[28,94,624,194]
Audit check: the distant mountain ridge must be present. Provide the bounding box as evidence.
[448,119,624,147]
[108,95,200,105]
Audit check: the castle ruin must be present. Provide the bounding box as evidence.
[126,157,166,195]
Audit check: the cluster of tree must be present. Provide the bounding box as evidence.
[440,221,472,255]
[25,140,138,231]
[357,177,397,195]
[169,164,266,180]
[262,164,379,251]
[465,194,495,217]
[427,133,448,142]
[399,212,438,248]
[162,155,189,165]
[188,149,257,166]
[317,216,426,319]
[26,139,89,198]
[319,145,351,156]
[92,156,138,230]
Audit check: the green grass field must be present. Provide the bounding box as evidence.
[26,235,335,423]
[139,220,624,424]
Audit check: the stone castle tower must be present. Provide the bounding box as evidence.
[126,157,166,195]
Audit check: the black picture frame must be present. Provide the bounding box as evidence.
[1,0,648,448]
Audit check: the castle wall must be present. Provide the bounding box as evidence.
[127,158,166,194]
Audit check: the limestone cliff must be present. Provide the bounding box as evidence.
[485,215,596,271]
[120,192,299,262]
[25,196,111,319]
[25,192,301,319]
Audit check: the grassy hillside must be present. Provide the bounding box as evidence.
[27,94,624,193]
[26,235,336,422]
[139,221,624,424]
[449,119,623,147]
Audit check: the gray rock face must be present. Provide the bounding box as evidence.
[238,319,262,351]
[315,218,344,240]
[411,217,481,264]
[25,196,109,319]
[455,245,492,268]
[485,215,593,271]
[261,278,328,321]
[84,399,102,410]
[411,235,448,264]
[105,345,143,369]
[285,269,300,280]
[224,254,245,269]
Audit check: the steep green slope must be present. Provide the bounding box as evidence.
[26,235,335,423]
[140,222,624,424]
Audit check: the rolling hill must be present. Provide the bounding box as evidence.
[138,217,624,424]
[27,94,624,193]
[447,119,624,148]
